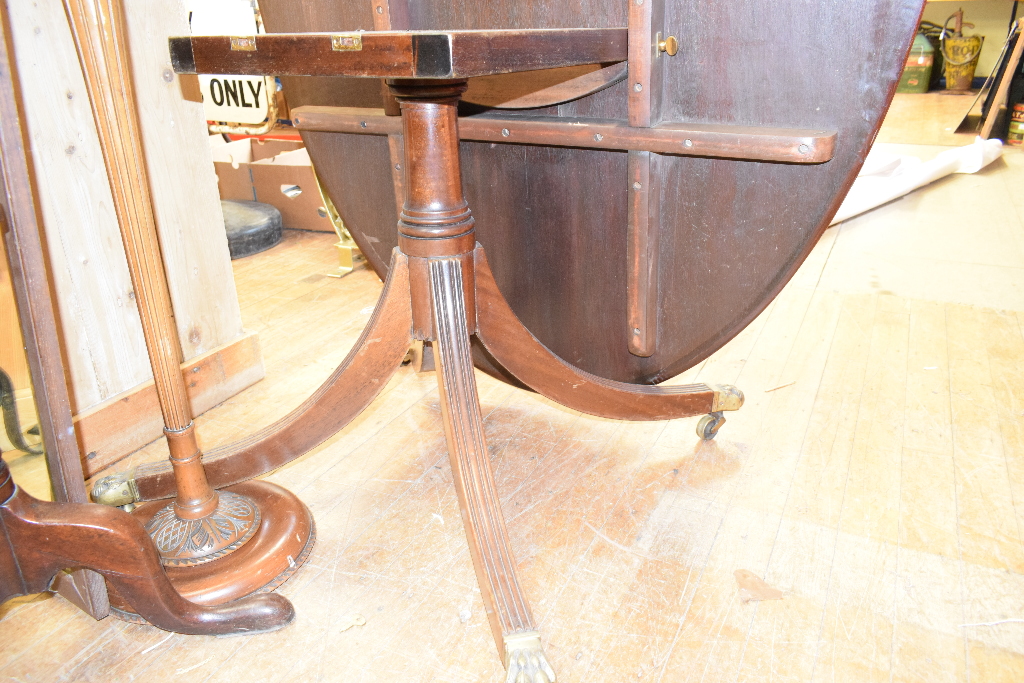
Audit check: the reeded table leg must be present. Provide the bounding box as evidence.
[474,249,744,427]
[430,258,555,682]
[388,76,555,681]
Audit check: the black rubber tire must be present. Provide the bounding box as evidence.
[221,200,283,259]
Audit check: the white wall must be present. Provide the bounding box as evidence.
[922,0,1018,77]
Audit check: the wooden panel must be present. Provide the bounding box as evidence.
[647,0,924,379]
[448,29,625,78]
[373,0,410,31]
[300,131,398,267]
[266,0,922,388]
[462,63,625,109]
[74,332,264,477]
[0,0,108,617]
[291,107,837,163]
[125,0,246,362]
[403,0,626,30]
[7,0,148,412]
[465,142,630,378]
[6,0,248,415]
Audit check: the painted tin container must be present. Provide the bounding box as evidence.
[898,32,935,93]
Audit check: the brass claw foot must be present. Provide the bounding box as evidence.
[505,632,556,683]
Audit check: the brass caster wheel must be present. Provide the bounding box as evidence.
[697,411,725,440]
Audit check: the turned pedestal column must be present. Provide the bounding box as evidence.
[389,78,555,681]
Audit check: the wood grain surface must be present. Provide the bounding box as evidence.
[175,29,627,79]
[262,0,924,385]
[7,174,1024,678]
[430,257,535,656]
[0,458,295,635]
[6,0,245,417]
[64,0,194,431]
[291,106,837,162]
[475,247,717,420]
[0,0,108,618]
[129,252,413,501]
[73,332,265,477]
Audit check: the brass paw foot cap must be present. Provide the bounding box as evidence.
[504,631,556,683]
[92,470,139,507]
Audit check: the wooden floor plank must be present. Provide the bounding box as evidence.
[658,280,819,681]
[741,290,865,683]
[6,141,1024,681]
[814,294,912,683]
[946,304,1024,575]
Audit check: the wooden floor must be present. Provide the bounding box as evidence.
[3,109,1024,680]
[875,92,982,147]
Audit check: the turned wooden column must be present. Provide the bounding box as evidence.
[393,80,475,247]
[389,80,476,340]
[63,0,259,566]
[389,80,553,679]
[64,2,314,614]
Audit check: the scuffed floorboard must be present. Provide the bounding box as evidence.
[4,148,1024,682]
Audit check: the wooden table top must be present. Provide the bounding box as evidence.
[171,28,627,79]
[203,0,925,385]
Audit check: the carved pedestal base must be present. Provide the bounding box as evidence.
[108,480,315,621]
[0,458,295,635]
[92,74,743,673]
[144,490,261,567]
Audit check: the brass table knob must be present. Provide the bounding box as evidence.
[658,33,678,56]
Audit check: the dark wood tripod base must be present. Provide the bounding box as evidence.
[106,480,315,621]
[338,243,741,680]
[0,458,294,635]
[97,76,742,680]
[378,80,739,681]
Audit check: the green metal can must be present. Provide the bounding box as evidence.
[897,33,934,93]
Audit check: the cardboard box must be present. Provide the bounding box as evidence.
[208,137,333,232]
[250,147,334,233]
[208,136,304,202]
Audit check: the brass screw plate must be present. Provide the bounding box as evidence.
[332,33,363,51]
[229,36,257,52]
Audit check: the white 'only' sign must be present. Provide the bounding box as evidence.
[188,0,272,125]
